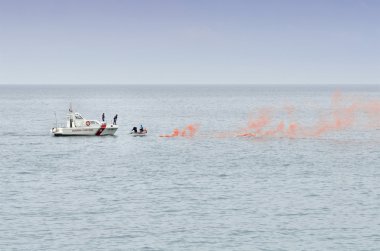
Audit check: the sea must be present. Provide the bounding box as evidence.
[0,84,379,251]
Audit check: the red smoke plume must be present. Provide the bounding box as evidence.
[160,124,199,138]
[236,92,380,139]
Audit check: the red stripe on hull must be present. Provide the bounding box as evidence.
[96,123,107,136]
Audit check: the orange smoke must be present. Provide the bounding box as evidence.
[235,92,380,139]
[160,124,199,138]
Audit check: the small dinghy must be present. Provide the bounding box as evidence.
[130,130,148,137]
[130,126,147,136]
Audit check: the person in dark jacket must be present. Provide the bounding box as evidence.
[132,127,137,133]
[113,114,118,125]
[102,113,105,122]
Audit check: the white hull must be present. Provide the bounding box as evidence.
[52,125,118,136]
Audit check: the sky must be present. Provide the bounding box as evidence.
[0,0,379,85]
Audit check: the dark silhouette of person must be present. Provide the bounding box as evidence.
[140,125,144,132]
[132,127,137,133]
[113,114,118,125]
[102,113,105,122]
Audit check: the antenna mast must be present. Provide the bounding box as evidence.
[54,112,57,128]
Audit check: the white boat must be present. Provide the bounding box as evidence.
[51,106,118,136]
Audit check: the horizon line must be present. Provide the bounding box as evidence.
[1,83,379,86]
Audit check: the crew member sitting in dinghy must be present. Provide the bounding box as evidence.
[130,125,147,136]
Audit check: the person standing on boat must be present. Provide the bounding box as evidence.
[102,113,105,122]
[140,125,144,132]
[113,114,118,125]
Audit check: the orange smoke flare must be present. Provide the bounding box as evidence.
[234,92,379,139]
[160,124,199,138]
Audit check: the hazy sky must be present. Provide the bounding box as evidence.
[0,0,379,85]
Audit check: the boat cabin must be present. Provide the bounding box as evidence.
[66,112,102,128]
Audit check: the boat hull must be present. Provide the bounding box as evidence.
[130,131,147,137]
[52,125,118,136]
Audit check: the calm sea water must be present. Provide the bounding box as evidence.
[0,85,379,251]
